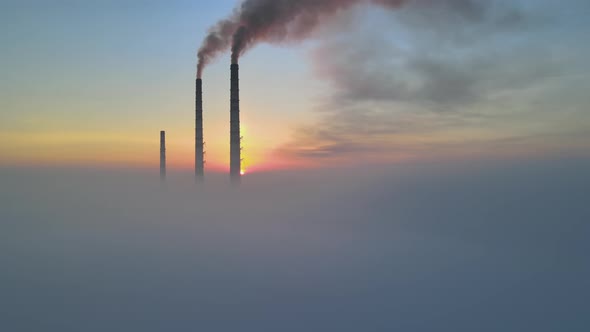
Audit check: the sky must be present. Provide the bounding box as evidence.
[1,0,589,172]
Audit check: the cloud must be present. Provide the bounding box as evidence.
[275,0,590,163]
[311,0,535,108]
[1,158,589,331]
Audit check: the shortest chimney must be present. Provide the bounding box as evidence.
[160,131,166,181]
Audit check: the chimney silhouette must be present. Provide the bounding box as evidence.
[195,78,205,182]
[160,131,166,181]
[230,63,241,185]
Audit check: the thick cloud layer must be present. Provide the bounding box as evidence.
[2,158,589,331]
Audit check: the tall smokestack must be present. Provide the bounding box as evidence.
[230,63,241,185]
[160,131,166,181]
[195,78,205,182]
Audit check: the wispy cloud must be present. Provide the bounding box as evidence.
[275,0,590,164]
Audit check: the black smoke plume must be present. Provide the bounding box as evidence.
[196,0,407,77]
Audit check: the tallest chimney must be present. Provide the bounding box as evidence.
[230,63,241,185]
[195,79,205,182]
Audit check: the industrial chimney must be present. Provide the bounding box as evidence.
[230,63,242,185]
[195,78,205,182]
[160,130,166,181]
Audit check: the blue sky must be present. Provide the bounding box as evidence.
[1,0,324,169]
[1,0,589,170]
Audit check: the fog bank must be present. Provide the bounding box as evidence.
[1,158,589,331]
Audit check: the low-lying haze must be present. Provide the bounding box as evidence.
[2,158,589,331]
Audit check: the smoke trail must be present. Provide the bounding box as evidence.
[196,0,409,77]
[197,17,240,78]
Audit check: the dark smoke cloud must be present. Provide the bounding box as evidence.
[196,0,408,77]
[197,17,240,78]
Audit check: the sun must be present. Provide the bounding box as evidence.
[240,169,246,175]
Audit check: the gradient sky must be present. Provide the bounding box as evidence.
[1,0,589,171]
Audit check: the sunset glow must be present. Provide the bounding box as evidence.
[0,1,588,172]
